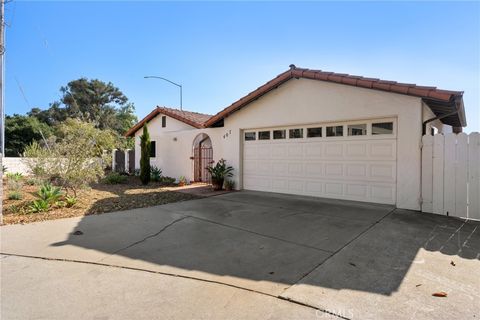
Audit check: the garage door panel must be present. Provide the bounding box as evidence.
[370,163,396,181]
[288,162,303,176]
[257,146,271,159]
[346,184,368,198]
[325,182,344,196]
[288,145,303,159]
[272,162,288,175]
[243,126,397,205]
[369,142,396,159]
[272,144,289,157]
[304,163,323,177]
[346,163,367,178]
[371,184,396,203]
[346,143,368,158]
[256,161,271,175]
[288,180,304,193]
[305,181,323,194]
[243,145,257,160]
[304,143,323,158]
[324,144,344,158]
[325,163,343,178]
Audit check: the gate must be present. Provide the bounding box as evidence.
[421,132,480,220]
[193,147,213,183]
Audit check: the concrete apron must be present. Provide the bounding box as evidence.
[1,191,479,319]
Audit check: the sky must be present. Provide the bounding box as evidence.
[4,1,480,132]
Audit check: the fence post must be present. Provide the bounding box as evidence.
[112,149,117,171]
[125,149,130,173]
[454,133,468,218]
[468,133,480,220]
[432,134,445,215]
[443,133,456,216]
[421,135,433,213]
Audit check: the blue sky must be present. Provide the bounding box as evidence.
[5,1,480,132]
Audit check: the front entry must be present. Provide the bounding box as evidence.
[192,134,213,183]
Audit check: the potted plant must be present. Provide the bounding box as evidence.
[206,159,233,191]
[178,176,187,186]
[224,179,235,191]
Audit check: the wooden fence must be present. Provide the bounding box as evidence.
[421,132,480,220]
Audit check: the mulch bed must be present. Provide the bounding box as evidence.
[2,176,200,225]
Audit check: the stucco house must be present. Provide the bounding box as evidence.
[125,65,466,211]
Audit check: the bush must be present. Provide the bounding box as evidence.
[6,172,23,182]
[8,191,23,200]
[65,195,77,208]
[30,199,50,213]
[24,120,117,196]
[224,179,235,190]
[151,166,162,182]
[103,172,127,184]
[160,176,176,185]
[37,182,63,204]
[140,125,151,185]
[133,168,141,177]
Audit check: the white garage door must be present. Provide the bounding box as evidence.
[242,119,397,205]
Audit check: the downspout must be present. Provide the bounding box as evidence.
[422,109,459,135]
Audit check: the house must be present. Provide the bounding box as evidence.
[125,65,466,211]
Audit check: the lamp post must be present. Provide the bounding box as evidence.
[144,76,182,110]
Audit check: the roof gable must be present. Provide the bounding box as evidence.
[204,65,466,128]
[124,107,212,137]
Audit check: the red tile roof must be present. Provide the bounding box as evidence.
[125,65,466,135]
[204,65,465,127]
[124,106,212,137]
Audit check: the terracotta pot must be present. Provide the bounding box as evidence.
[212,178,224,191]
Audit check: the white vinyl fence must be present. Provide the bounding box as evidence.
[421,132,480,220]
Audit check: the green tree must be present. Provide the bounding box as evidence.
[5,114,53,156]
[24,119,117,195]
[139,125,151,185]
[28,78,138,136]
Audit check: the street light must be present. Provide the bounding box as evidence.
[144,76,183,110]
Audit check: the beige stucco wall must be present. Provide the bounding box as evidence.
[133,113,197,169]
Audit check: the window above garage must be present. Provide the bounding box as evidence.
[243,118,396,142]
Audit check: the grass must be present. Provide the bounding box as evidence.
[2,176,199,225]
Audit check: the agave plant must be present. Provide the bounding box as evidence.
[37,182,63,204]
[206,159,233,191]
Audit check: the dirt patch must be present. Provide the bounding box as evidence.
[2,176,200,225]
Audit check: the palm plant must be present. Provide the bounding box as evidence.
[206,159,233,190]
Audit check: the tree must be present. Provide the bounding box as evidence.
[24,119,117,196]
[139,125,151,185]
[28,78,138,136]
[5,114,53,156]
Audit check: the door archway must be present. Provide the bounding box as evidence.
[192,133,213,183]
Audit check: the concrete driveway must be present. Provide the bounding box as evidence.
[1,191,479,319]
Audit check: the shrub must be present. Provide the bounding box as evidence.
[103,172,127,184]
[151,166,162,182]
[160,176,176,185]
[24,120,117,196]
[65,196,77,208]
[224,179,235,190]
[133,168,141,177]
[6,172,23,182]
[140,125,151,185]
[37,182,63,204]
[30,199,50,213]
[8,191,23,200]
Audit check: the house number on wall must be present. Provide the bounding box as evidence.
[223,130,232,139]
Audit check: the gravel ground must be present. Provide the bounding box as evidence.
[2,176,200,225]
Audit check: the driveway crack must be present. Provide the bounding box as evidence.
[99,216,189,262]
